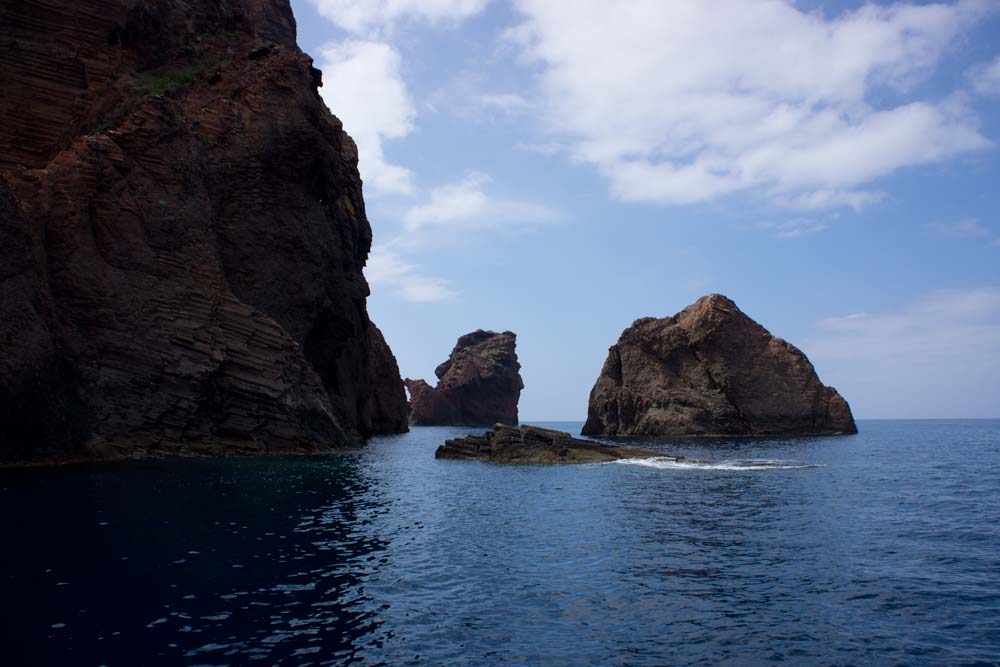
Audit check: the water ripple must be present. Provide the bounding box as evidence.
[1,420,999,666]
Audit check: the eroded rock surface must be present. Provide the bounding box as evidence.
[0,0,407,463]
[405,330,523,426]
[582,294,857,437]
[436,424,665,464]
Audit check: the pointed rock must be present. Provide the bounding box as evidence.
[406,330,523,426]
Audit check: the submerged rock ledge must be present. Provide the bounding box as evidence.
[436,424,674,464]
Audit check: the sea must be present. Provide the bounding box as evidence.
[2,420,998,667]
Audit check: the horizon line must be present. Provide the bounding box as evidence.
[517,417,1000,423]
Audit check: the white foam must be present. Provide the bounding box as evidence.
[613,457,824,471]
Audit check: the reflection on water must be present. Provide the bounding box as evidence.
[1,420,999,666]
[0,456,392,666]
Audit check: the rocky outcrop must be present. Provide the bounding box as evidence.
[582,294,857,437]
[405,330,523,426]
[0,0,407,463]
[404,379,454,425]
[436,424,667,464]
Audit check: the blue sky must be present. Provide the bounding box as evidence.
[289,0,1000,420]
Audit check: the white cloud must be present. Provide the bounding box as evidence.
[309,0,488,34]
[968,54,1000,94]
[426,71,533,121]
[318,40,416,195]
[514,141,564,156]
[366,246,455,302]
[777,189,886,212]
[477,92,532,114]
[403,172,560,232]
[756,219,828,239]
[925,217,1000,244]
[805,288,1000,417]
[367,172,559,302]
[510,0,994,209]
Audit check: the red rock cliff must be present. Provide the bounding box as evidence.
[405,330,523,426]
[0,0,408,462]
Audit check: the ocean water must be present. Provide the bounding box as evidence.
[2,420,999,667]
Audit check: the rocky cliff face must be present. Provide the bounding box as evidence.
[0,0,408,462]
[405,330,523,426]
[364,324,409,435]
[582,295,856,437]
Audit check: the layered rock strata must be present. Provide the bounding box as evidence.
[0,0,407,462]
[582,294,857,437]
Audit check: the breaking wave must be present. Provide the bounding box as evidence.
[614,457,825,471]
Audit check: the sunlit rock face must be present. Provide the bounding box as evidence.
[583,294,857,438]
[0,0,407,463]
[406,330,523,426]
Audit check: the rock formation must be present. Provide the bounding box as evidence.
[0,0,408,463]
[363,324,409,435]
[405,330,523,426]
[582,294,857,437]
[436,424,667,464]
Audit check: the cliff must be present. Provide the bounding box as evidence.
[405,330,523,426]
[0,0,408,462]
[582,295,857,437]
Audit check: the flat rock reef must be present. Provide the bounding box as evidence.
[436,423,679,464]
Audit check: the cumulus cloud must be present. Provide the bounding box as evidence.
[318,40,416,195]
[366,172,558,301]
[968,54,1000,94]
[309,0,488,34]
[403,172,560,232]
[366,246,455,302]
[805,288,1000,417]
[510,0,994,209]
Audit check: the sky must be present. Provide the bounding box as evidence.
[289,0,1000,421]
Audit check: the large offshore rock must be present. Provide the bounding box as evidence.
[405,330,523,426]
[0,0,407,463]
[436,424,666,464]
[582,295,857,437]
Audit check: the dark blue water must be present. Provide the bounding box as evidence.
[2,420,999,666]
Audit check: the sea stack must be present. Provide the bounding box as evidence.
[0,0,408,463]
[406,330,523,426]
[582,294,857,437]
